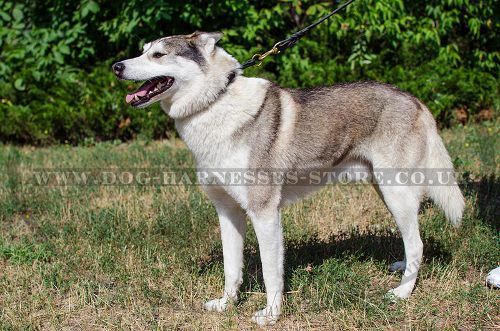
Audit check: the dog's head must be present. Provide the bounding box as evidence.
[113,31,236,112]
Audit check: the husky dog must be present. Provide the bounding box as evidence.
[113,32,465,325]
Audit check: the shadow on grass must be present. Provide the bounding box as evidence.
[197,174,499,290]
[462,173,500,232]
[198,227,451,294]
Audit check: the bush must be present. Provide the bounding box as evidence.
[0,0,498,145]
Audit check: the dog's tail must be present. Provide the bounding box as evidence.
[423,112,465,227]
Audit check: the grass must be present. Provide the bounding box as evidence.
[0,120,498,330]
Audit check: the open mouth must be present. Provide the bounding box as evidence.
[125,76,174,107]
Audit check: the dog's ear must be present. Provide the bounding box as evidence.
[142,42,152,53]
[191,31,223,54]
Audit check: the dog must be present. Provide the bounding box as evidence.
[113,31,465,325]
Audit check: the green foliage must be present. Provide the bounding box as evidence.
[0,239,54,264]
[0,0,498,144]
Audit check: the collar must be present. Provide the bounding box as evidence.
[226,70,237,87]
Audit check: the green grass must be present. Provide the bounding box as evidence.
[0,121,498,329]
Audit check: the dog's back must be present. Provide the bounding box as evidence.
[242,81,435,168]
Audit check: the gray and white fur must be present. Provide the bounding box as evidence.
[113,32,465,325]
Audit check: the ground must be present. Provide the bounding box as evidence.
[0,120,498,330]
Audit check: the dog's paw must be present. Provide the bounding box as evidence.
[385,286,412,302]
[251,306,280,326]
[388,260,406,273]
[203,297,230,312]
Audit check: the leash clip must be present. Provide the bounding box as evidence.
[251,42,282,67]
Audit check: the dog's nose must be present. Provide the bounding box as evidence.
[112,62,125,76]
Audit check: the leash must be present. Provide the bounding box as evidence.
[239,0,357,70]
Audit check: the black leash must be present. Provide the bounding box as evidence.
[239,0,357,70]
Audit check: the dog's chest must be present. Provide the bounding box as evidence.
[175,109,252,208]
[175,110,250,169]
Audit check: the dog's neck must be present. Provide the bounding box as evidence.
[160,48,241,119]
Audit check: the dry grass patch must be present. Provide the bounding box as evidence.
[0,121,498,329]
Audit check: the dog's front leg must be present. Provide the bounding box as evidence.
[248,208,284,326]
[203,193,247,312]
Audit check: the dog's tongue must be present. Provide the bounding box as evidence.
[125,80,158,104]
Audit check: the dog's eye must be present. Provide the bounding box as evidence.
[152,52,166,59]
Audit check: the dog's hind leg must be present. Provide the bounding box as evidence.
[373,182,407,273]
[203,188,247,312]
[377,185,424,299]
